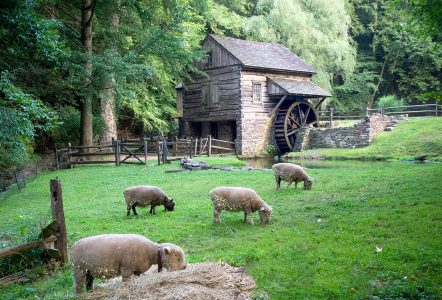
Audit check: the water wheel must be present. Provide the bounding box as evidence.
[274,100,319,153]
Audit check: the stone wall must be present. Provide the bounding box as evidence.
[240,112,274,156]
[294,114,406,151]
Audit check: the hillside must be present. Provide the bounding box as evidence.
[288,117,442,161]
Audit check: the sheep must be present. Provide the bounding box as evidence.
[123,185,175,216]
[71,234,186,294]
[272,163,313,190]
[210,187,272,224]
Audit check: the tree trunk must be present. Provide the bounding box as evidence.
[99,13,118,144]
[80,0,94,147]
[368,55,387,108]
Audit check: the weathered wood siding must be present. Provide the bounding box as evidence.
[196,37,240,70]
[183,65,241,121]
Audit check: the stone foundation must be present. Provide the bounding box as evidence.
[240,112,274,156]
[294,114,407,151]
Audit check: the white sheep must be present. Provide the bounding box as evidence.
[210,187,272,224]
[123,185,175,216]
[272,163,313,190]
[71,234,186,294]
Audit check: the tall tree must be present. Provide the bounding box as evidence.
[80,0,95,147]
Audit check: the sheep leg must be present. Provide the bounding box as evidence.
[150,204,156,215]
[275,176,281,190]
[213,208,221,223]
[85,270,94,291]
[243,211,247,223]
[126,205,131,216]
[121,268,134,282]
[247,211,254,225]
[132,204,138,215]
[73,270,86,294]
[295,181,298,189]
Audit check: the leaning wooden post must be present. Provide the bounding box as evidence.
[67,143,72,168]
[208,135,212,157]
[143,138,148,165]
[50,179,68,264]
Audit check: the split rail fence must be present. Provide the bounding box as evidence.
[319,103,441,128]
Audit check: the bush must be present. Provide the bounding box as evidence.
[376,95,405,109]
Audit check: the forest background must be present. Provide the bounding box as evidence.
[0,0,441,168]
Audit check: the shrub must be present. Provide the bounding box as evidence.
[376,95,405,109]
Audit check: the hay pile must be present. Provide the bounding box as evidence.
[85,262,256,300]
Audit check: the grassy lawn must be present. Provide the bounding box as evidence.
[0,157,441,299]
[289,117,442,161]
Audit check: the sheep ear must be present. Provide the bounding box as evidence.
[164,246,171,255]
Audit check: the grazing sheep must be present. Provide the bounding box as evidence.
[272,163,313,190]
[210,187,272,224]
[123,185,175,216]
[71,234,186,294]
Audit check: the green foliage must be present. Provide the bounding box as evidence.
[51,107,102,146]
[0,158,440,298]
[243,0,356,93]
[290,117,442,161]
[0,72,57,168]
[376,95,405,109]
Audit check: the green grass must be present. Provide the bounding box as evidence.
[0,157,441,299]
[289,117,442,161]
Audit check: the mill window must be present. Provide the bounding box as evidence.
[252,83,262,103]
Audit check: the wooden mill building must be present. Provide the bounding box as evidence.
[176,34,331,156]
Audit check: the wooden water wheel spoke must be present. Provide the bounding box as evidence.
[303,106,311,126]
[288,115,301,128]
[275,100,319,153]
[287,129,298,136]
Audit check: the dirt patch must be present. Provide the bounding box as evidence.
[84,262,256,300]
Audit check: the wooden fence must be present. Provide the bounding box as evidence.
[56,136,237,168]
[157,135,236,165]
[319,103,441,128]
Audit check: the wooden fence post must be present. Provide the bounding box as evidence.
[162,138,168,163]
[115,140,120,166]
[55,146,60,171]
[189,137,193,159]
[157,140,161,165]
[208,135,212,157]
[435,104,438,117]
[173,136,177,157]
[365,106,369,116]
[328,108,334,128]
[144,138,148,165]
[194,137,198,156]
[50,179,68,264]
[67,143,72,168]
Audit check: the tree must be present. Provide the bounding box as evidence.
[243,0,356,96]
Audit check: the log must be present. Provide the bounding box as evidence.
[0,236,57,260]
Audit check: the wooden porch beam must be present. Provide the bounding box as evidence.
[314,97,327,110]
[268,94,288,117]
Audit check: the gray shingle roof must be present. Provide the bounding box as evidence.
[210,34,316,74]
[269,77,331,97]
